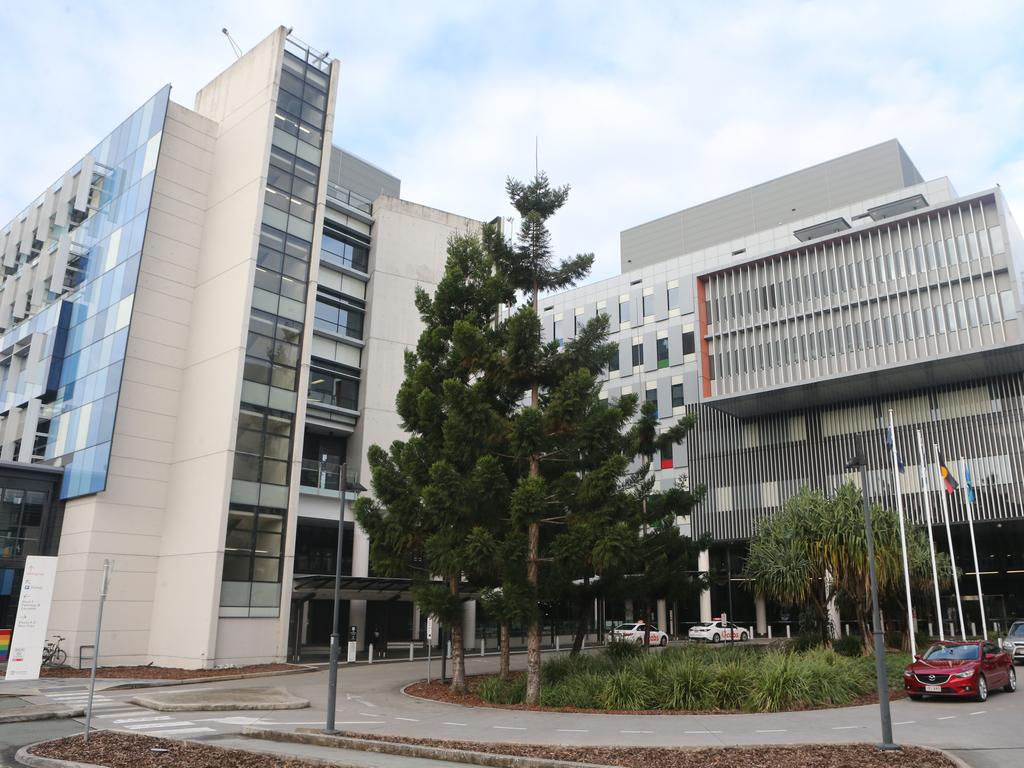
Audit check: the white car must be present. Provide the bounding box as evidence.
[609,622,668,646]
[688,620,748,643]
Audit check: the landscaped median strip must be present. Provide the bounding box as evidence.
[240,726,964,768]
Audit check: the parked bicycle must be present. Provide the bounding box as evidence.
[42,635,67,667]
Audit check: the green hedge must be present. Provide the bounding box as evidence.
[472,644,909,713]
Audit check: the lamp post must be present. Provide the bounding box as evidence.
[324,459,366,735]
[846,435,897,751]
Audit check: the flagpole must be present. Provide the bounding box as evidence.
[917,430,944,641]
[888,410,916,657]
[934,442,966,641]
[962,456,987,641]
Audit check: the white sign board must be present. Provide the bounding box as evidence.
[5,556,59,681]
[426,617,434,642]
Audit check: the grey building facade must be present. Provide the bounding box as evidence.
[545,140,1024,633]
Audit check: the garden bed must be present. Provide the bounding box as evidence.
[408,644,910,713]
[29,730,956,768]
[40,663,303,679]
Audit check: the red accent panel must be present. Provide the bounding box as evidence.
[696,278,712,398]
[660,458,673,470]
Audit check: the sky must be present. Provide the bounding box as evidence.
[2,1,1023,286]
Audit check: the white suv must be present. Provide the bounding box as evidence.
[609,623,668,646]
[1003,621,1024,665]
[688,620,748,643]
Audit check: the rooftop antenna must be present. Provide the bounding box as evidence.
[222,27,243,59]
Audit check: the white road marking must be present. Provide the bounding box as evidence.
[125,721,195,730]
[359,712,378,717]
[937,715,956,720]
[621,730,653,734]
[443,722,468,726]
[136,727,215,736]
[112,715,173,724]
[194,716,264,725]
[394,717,419,722]
[95,710,141,718]
[685,730,723,734]
[831,725,860,730]
[894,720,916,725]
[557,729,589,733]
[493,726,527,731]
[756,729,787,733]
[969,711,986,715]
[331,720,387,725]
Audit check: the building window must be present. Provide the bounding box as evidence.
[321,231,369,272]
[660,442,673,470]
[314,296,364,339]
[608,344,620,373]
[632,343,644,367]
[681,331,695,357]
[553,317,565,344]
[642,294,654,318]
[667,286,679,310]
[671,383,684,408]
[308,364,360,410]
[656,337,669,368]
[619,300,630,323]
[646,388,658,417]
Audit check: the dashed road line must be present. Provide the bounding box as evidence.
[332,720,387,725]
[493,726,527,731]
[557,729,589,733]
[937,715,956,720]
[756,729,787,733]
[621,730,653,734]
[359,712,378,717]
[685,730,723,734]
[894,720,916,725]
[394,716,419,722]
[443,722,468,727]
[831,725,859,730]
[969,711,986,716]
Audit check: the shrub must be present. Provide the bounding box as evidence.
[540,672,604,708]
[792,630,824,652]
[832,633,863,658]
[603,638,642,663]
[475,674,525,705]
[711,661,751,710]
[541,653,597,685]
[656,658,716,710]
[600,668,654,710]
[749,652,808,712]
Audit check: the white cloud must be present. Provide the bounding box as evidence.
[1,0,1022,289]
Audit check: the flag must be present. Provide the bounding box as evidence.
[938,453,959,494]
[884,424,905,472]
[965,462,976,504]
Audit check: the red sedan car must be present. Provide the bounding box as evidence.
[904,640,1016,702]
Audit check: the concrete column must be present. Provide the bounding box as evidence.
[350,517,371,648]
[698,549,712,623]
[350,600,367,648]
[462,600,477,650]
[755,595,767,637]
[412,603,421,641]
[656,599,667,633]
[624,599,634,622]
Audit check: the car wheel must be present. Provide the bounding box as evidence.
[659,636,668,647]
[740,632,748,642]
[712,633,721,644]
[1005,667,1016,693]
[909,694,923,701]
[976,674,988,702]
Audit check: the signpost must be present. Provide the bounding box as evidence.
[426,617,434,684]
[84,560,113,744]
[5,556,58,681]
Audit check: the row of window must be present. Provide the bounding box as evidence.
[308,362,360,411]
[321,231,369,273]
[608,331,696,373]
[709,290,1016,380]
[705,220,1005,329]
[313,295,364,339]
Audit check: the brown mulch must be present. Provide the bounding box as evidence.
[39,663,302,679]
[405,675,907,715]
[31,731,318,767]
[30,730,955,768]
[338,731,955,768]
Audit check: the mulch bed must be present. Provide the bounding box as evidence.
[405,674,907,715]
[30,732,318,767]
[30,730,956,768]
[40,663,302,679]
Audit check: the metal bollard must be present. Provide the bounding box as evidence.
[480,638,485,657]
[555,636,560,652]
[928,622,933,636]
[950,622,955,636]
[581,636,585,650]
[749,626,754,639]
[786,625,791,639]
[767,626,772,639]
[368,644,373,663]
[409,643,414,661]
[971,622,976,637]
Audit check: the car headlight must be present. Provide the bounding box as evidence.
[903,670,912,677]
[953,669,976,679]
[1004,642,1014,651]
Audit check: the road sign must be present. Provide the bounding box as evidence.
[426,617,434,642]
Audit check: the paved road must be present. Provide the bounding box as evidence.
[4,650,1024,766]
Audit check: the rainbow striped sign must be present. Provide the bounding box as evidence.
[0,629,11,663]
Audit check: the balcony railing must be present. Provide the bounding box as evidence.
[325,182,373,215]
[299,458,360,494]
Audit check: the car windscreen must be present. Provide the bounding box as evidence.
[1008,623,1024,638]
[922,643,980,661]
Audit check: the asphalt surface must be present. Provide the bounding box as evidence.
[2,648,1023,766]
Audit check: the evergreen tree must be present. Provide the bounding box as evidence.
[354,231,511,692]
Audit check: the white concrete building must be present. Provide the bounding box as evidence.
[0,27,480,668]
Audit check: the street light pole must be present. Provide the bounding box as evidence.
[324,460,347,734]
[847,435,897,751]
